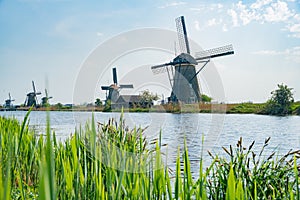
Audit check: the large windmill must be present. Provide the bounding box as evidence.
[41,89,53,106]
[4,93,15,108]
[151,16,234,103]
[101,67,134,103]
[24,81,42,107]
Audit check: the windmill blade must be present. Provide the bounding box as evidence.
[9,93,11,100]
[101,86,110,90]
[119,84,134,89]
[151,63,173,74]
[176,16,190,54]
[36,92,42,95]
[112,68,118,85]
[45,89,48,98]
[195,44,234,61]
[32,81,36,94]
[48,96,53,99]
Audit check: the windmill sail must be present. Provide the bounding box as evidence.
[176,16,190,54]
[112,67,118,84]
[195,44,234,61]
[32,81,36,94]
[119,84,134,89]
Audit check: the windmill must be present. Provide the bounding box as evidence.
[151,16,234,103]
[41,89,53,106]
[101,67,133,103]
[4,93,15,108]
[24,81,42,107]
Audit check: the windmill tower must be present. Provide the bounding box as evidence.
[151,16,234,103]
[41,89,53,106]
[24,81,42,107]
[4,93,15,108]
[101,67,133,104]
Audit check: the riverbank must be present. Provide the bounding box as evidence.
[1,101,300,115]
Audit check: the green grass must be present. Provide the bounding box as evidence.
[0,112,299,199]
[291,102,300,115]
[227,103,265,114]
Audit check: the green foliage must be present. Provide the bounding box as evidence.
[201,94,212,102]
[139,90,159,108]
[207,137,300,199]
[291,102,300,115]
[95,98,102,107]
[228,103,264,114]
[103,100,111,112]
[54,103,63,109]
[263,84,294,115]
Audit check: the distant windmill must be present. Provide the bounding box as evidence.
[101,67,133,103]
[151,16,234,103]
[4,93,15,108]
[24,81,42,107]
[41,89,53,106]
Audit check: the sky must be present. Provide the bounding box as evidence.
[0,0,300,105]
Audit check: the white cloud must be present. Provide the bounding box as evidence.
[237,1,260,25]
[222,24,228,32]
[264,1,294,22]
[288,24,300,38]
[253,46,300,63]
[190,3,223,12]
[210,3,224,11]
[225,0,299,37]
[227,9,239,27]
[194,20,201,31]
[189,6,205,12]
[207,18,217,26]
[287,14,300,37]
[207,18,223,27]
[250,0,272,9]
[158,1,186,9]
[289,24,300,32]
[294,14,300,21]
[253,50,283,55]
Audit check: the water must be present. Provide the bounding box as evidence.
[1,111,299,174]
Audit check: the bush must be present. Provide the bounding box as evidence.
[263,84,294,116]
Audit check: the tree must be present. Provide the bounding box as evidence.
[264,84,294,116]
[139,90,159,108]
[95,98,102,107]
[55,103,63,110]
[201,94,212,103]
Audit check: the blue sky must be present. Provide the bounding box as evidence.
[1,0,300,104]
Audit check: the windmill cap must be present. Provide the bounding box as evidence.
[173,53,198,65]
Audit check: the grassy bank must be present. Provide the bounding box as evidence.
[10,101,300,115]
[0,113,299,199]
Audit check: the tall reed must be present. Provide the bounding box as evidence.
[0,112,299,199]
